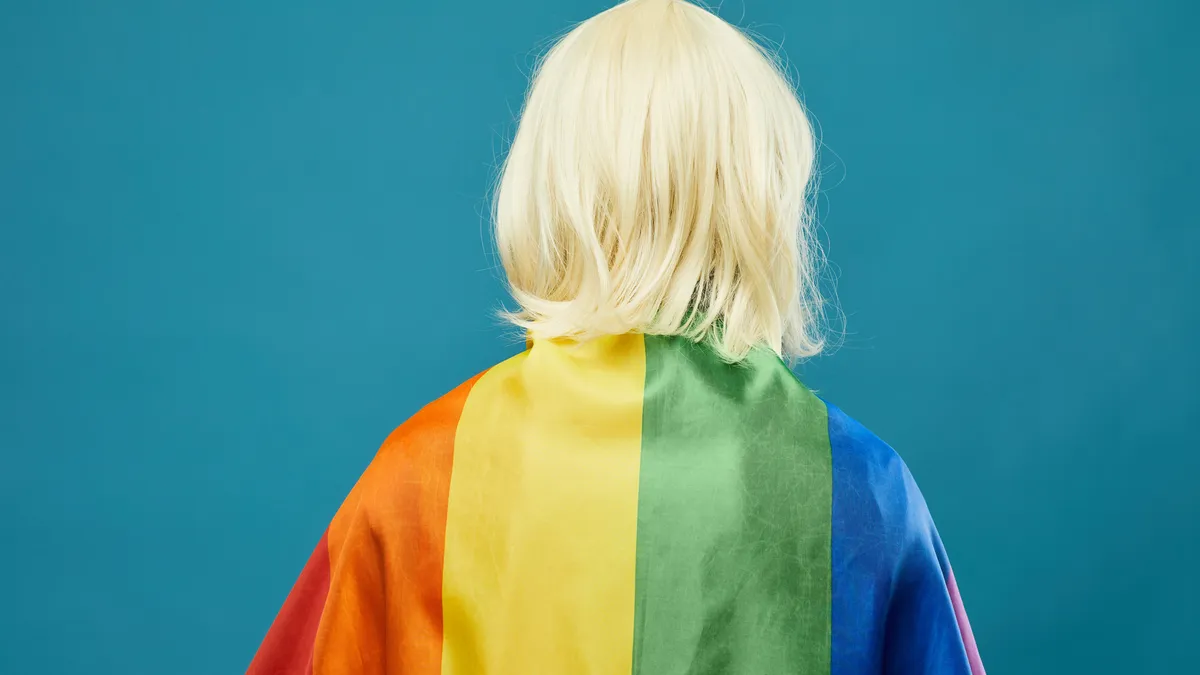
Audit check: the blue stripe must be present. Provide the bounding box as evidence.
[827,402,973,675]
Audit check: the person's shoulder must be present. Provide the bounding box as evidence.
[823,401,932,541]
[353,347,527,497]
[313,368,488,539]
[371,369,487,471]
[360,346,527,477]
[824,402,907,480]
[325,367,491,529]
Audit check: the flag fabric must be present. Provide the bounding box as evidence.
[247,334,984,675]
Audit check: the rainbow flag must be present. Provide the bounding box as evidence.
[248,334,984,675]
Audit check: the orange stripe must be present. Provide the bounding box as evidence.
[313,373,484,675]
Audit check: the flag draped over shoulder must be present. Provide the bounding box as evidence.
[248,334,984,675]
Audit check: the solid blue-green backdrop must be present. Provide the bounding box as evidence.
[1,0,1197,673]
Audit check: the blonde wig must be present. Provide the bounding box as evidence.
[494,0,825,361]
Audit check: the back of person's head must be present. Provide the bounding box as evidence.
[494,0,824,361]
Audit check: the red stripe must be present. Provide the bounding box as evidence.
[247,532,331,675]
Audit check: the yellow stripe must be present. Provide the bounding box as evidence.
[441,334,646,675]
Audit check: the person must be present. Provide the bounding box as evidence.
[246,1,985,673]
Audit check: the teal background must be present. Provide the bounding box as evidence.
[1,0,1196,672]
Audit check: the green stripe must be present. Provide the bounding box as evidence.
[632,335,833,674]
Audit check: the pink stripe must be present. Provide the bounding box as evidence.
[946,568,986,675]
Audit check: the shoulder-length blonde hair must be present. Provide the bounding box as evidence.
[493,0,825,361]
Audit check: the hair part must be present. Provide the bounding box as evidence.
[493,0,826,361]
